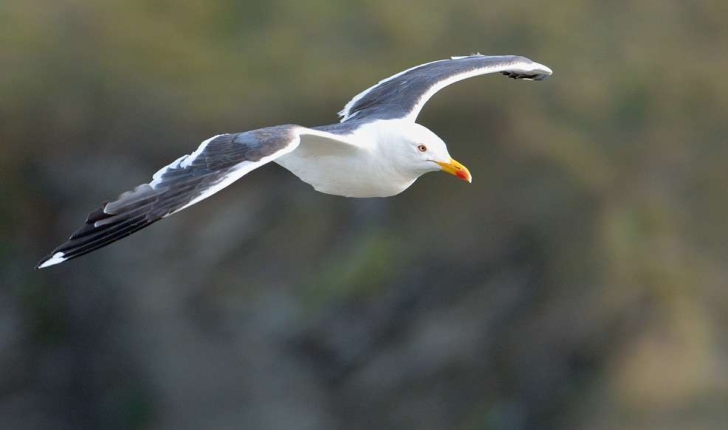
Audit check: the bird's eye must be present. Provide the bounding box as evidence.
[417,144,427,152]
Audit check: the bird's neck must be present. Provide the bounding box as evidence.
[350,120,421,190]
[354,117,407,156]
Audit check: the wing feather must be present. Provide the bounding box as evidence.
[37,125,302,268]
[339,54,552,123]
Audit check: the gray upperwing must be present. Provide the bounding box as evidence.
[37,125,301,268]
[338,54,552,123]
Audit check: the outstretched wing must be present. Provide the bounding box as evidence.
[338,54,552,123]
[37,125,304,269]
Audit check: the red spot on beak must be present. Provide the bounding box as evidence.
[436,158,472,183]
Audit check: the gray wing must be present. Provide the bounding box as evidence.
[338,54,552,123]
[37,125,302,268]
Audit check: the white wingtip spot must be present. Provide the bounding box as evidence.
[38,252,67,269]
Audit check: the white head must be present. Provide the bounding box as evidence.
[385,122,472,183]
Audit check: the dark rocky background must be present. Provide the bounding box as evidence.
[2,1,727,429]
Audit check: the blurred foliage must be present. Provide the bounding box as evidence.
[2,0,728,429]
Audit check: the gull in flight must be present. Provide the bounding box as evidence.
[37,54,552,269]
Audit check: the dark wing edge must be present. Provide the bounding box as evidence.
[338,54,553,123]
[36,125,301,269]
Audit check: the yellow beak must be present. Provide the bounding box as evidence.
[436,158,472,183]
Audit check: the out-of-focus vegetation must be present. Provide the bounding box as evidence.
[2,0,728,429]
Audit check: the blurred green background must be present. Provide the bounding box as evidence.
[2,0,728,429]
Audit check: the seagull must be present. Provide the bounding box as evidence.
[37,54,552,269]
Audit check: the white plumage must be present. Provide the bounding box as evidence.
[37,54,552,268]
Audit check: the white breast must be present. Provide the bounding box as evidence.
[276,120,422,197]
[275,147,416,198]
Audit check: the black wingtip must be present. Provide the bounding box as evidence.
[35,254,51,270]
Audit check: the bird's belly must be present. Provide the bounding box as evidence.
[275,153,415,198]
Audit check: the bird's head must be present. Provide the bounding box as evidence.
[393,122,472,183]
